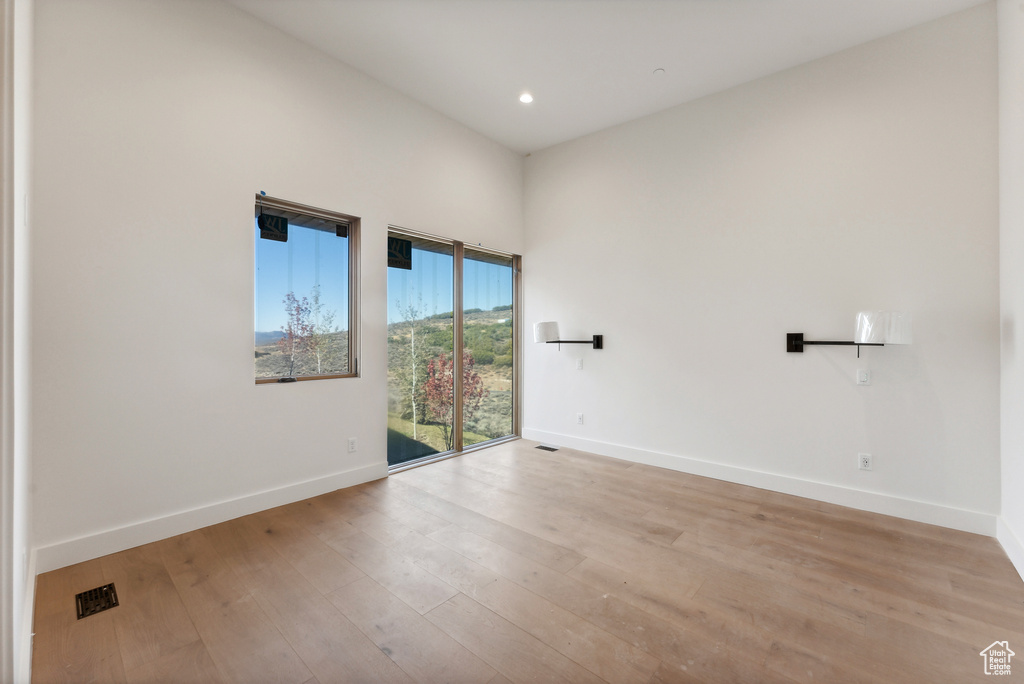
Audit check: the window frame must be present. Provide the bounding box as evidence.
[460,243,522,449]
[254,195,360,384]
[385,225,521,471]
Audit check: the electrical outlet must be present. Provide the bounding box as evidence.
[576,412,584,425]
[348,437,357,453]
[857,369,871,385]
[576,358,583,370]
[858,453,872,470]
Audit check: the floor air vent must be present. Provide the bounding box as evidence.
[535,444,559,452]
[76,583,118,620]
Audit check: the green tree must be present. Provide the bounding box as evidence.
[391,299,431,440]
[307,284,341,374]
[277,292,311,377]
[276,287,341,377]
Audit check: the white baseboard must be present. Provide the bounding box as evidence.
[523,429,997,536]
[34,462,387,574]
[997,517,1024,583]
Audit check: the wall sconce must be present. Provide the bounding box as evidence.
[787,311,912,358]
[534,321,603,349]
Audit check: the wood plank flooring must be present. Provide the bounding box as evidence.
[31,440,1024,683]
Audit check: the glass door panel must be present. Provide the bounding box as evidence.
[462,249,515,447]
[387,234,455,466]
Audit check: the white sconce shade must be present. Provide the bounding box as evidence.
[855,311,913,345]
[534,321,560,343]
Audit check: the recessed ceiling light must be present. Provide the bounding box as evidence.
[519,92,534,104]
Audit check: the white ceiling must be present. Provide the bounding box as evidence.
[227,0,989,154]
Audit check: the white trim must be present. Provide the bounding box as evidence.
[523,429,997,536]
[1,0,15,672]
[997,517,1024,583]
[34,462,386,573]
[16,548,33,683]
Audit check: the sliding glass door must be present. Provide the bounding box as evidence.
[387,230,519,468]
[386,235,455,466]
[462,249,515,447]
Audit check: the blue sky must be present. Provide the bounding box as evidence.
[255,221,349,333]
[387,248,513,325]
[255,223,513,333]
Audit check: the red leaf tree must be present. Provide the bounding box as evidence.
[422,349,488,451]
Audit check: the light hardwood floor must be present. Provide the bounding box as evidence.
[31,440,1024,683]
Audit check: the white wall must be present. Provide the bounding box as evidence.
[999,0,1024,580]
[31,0,523,572]
[2,0,33,679]
[524,4,1000,533]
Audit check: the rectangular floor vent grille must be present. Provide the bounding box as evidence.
[536,444,559,452]
[75,584,118,620]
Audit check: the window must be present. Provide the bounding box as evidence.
[386,228,520,468]
[254,195,359,383]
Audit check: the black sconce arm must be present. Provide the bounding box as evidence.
[546,335,603,350]
[787,333,882,358]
